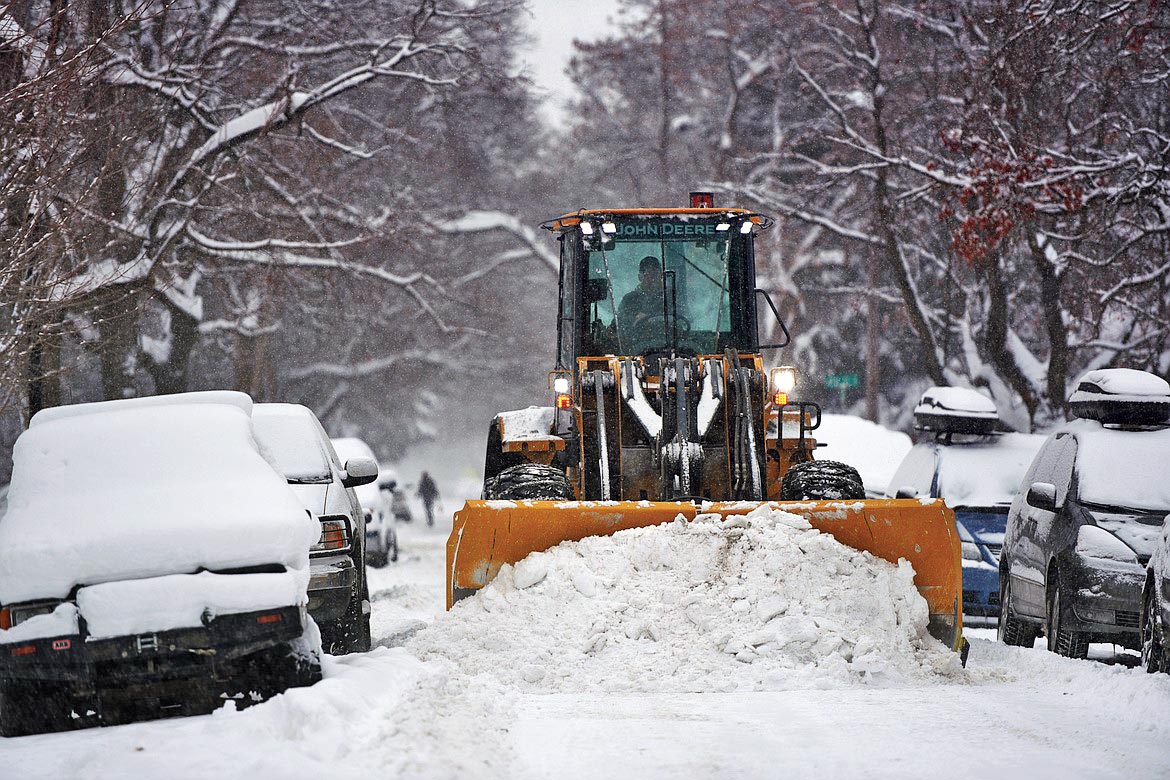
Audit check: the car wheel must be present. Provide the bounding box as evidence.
[367,548,389,569]
[779,460,866,501]
[320,581,372,655]
[0,678,75,737]
[1141,579,1167,674]
[998,571,1037,647]
[228,640,323,706]
[1046,581,1089,659]
[483,463,574,501]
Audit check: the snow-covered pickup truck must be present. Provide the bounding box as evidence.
[0,392,322,736]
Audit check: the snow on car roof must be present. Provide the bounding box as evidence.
[935,433,1045,507]
[0,402,313,603]
[30,390,252,427]
[252,403,333,483]
[1073,423,1170,511]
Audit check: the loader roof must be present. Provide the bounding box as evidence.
[545,207,771,232]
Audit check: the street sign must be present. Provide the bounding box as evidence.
[824,373,860,390]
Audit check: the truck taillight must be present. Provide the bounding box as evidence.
[690,191,714,208]
[311,516,351,553]
[0,608,9,630]
[556,394,572,410]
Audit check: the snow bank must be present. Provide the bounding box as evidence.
[0,402,317,604]
[814,414,912,496]
[411,507,962,693]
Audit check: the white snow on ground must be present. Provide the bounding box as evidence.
[411,507,962,692]
[4,502,1170,779]
[814,414,912,496]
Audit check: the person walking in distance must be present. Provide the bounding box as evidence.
[418,471,439,527]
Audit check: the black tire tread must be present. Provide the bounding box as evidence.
[779,460,865,501]
[483,463,574,501]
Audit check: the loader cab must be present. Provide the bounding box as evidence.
[550,209,771,371]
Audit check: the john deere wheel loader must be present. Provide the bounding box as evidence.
[448,193,966,654]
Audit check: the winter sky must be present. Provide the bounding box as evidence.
[523,0,621,126]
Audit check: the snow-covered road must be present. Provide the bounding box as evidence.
[3,512,1169,779]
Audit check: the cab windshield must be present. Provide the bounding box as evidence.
[582,219,741,356]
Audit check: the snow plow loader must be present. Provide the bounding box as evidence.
[448,193,965,653]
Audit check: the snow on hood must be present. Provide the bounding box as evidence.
[0,403,317,603]
[409,507,963,693]
[936,433,1045,508]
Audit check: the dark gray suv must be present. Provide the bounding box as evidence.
[999,369,1170,658]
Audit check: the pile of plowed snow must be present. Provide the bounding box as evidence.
[410,507,963,692]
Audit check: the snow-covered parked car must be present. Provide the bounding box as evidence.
[1000,369,1170,658]
[887,386,1044,618]
[252,404,375,655]
[0,392,321,737]
[1142,515,1170,673]
[331,437,398,567]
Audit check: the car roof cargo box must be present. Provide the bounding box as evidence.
[1068,368,1170,426]
[913,386,1000,435]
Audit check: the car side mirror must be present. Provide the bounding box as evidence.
[342,456,379,488]
[895,486,919,499]
[1026,481,1058,512]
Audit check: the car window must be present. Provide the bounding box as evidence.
[887,444,937,498]
[1050,436,1077,506]
[251,411,333,483]
[1075,427,1170,512]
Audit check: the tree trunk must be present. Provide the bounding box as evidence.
[144,299,200,395]
[865,247,881,422]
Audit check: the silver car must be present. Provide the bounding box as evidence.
[252,404,377,654]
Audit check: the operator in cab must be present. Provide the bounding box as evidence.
[617,255,665,351]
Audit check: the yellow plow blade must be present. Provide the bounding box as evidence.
[447,499,964,651]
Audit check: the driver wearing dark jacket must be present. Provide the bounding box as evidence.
[617,255,664,345]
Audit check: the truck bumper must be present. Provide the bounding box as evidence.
[0,604,305,687]
[308,554,356,622]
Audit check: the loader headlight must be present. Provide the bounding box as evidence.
[770,366,797,406]
[553,376,571,395]
[740,221,753,234]
[580,221,594,235]
[601,221,617,234]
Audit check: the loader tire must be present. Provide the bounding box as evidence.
[483,463,573,501]
[779,460,865,501]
